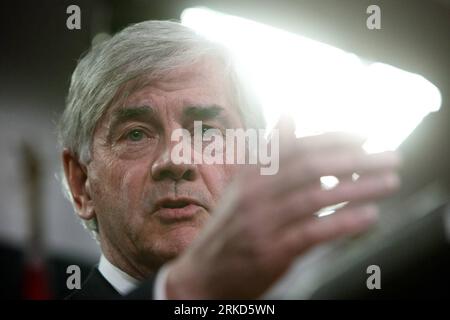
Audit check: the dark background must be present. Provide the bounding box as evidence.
[0,0,449,299]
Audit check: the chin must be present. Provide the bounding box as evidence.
[143,223,202,264]
[165,223,201,251]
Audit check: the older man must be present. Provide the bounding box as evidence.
[60,20,400,299]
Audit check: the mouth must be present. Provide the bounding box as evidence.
[155,197,205,210]
[153,198,205,222]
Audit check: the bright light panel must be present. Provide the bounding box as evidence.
[181,7,442,153]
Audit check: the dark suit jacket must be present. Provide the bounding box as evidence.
[66,268,156,300]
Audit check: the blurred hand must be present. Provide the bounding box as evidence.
[165,119,401,299]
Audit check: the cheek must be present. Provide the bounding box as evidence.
[91,158,151,219]
[118,161,152,213]
[200,163,239,202]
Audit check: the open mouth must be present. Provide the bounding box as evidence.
[160,200,192,209]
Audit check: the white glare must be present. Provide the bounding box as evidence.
[320,176,339,190]
[181,7,442,153]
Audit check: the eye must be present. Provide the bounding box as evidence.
[201,125,212,136]
[201,125,225,139]
[126,129,146,142]
[190,124,223,138]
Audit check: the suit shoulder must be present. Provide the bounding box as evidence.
[65,268,121,300]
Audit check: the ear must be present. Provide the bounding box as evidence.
[62,149,95,221]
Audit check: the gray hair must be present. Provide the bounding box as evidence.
[58,20,265,237]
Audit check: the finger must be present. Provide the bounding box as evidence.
[279,203,379,256]
[273,113,296,151]
[298,132,367,151]
[274,150,401,197]
[271,170,399,229]
[332,173,354,186]
[279,132,368,165]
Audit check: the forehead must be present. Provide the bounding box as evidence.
[110,58,236,117]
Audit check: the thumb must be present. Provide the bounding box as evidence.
[274,113,296,146]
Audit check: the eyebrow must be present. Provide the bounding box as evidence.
[107,106,156,141]
[183,105,227,123]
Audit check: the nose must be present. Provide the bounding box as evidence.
[151,149,198,182]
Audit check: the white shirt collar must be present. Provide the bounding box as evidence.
[98,254,140,296]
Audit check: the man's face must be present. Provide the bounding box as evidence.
[86,58,244,275]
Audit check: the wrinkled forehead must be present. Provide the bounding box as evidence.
[98,57,243,128]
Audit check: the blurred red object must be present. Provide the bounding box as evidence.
[20,143,52,299]
[22,257,52,300]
